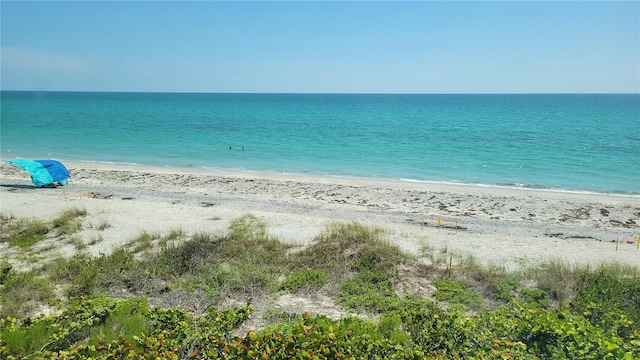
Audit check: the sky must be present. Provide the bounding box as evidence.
[1,1,638,94]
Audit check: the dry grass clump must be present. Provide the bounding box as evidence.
[293,221,405,274]
[285,222,410,314]
[0,208,88,251]
[52,207,87,236]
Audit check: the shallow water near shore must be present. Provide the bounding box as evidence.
[2,91,639,194]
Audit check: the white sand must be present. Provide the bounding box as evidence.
[1,160,639,269]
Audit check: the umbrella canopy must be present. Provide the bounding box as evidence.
[4,159,70,187]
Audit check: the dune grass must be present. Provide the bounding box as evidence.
[1,211,639,359]
[0,270,54,318]
[0,208,88,251]
[3,211,638,318]
[1,216,50,250]
[52,207,87,236]
[126,230,161,254]
[275,269,329,293]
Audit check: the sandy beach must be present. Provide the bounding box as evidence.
[1,160,638,269]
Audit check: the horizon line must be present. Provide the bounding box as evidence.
[2,90,639,96]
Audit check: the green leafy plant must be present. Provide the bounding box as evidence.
[275,269,328,293]
[519,288,551,308]
[570,264,640,339]
[263,309,300,324]
[433,278,483,309]
[491,277,520,302]
[2,215,640,359]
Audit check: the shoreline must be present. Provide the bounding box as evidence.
[16,158,640,198]
[4,157,639,197]
[1,159,639,269]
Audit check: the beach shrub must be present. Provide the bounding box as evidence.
[3,292,637,360]
[85,296,151,348]
[275,269,328,293]
[490,277,520,302]
[0,295,145,358]
[338,268,402,313]
[2,215,640,359]
[149,234,218,277]
[263,308,301,324]
[433,278,483,310]
[289,222,408,313]
[529,259,580,301]
[294,222,400,269]
[0,209,87,253]
[49,249,137,297]
[120,216,293,302]
[570,265,640,339]
[519,288,551,308]
[474,301,640,360]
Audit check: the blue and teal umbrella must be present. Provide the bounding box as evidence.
[4,159,70,187]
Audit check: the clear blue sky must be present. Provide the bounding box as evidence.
[1,1,638,93]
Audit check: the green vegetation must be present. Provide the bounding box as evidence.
[87,234,104,246]
[275,269,328,292]
[0,262,12,285]
[433,278,483,309]
[0,270,53,318]
[1,207,92,256]
[1,211,639,359]
[289,221,408,313]
[93,220,111,231]
[490,277,520,302]
[1,216,49,249]
[126,230,161,254]
[52,207,87,236]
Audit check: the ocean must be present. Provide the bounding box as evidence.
[1,91,639,195]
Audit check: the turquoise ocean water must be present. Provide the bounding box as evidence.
[1,91,639,195]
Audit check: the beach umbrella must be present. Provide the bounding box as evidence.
[4,159,70,187]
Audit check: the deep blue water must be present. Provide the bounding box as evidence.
[1,91,639,194]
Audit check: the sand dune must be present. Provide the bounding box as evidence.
[1,161,638,269]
